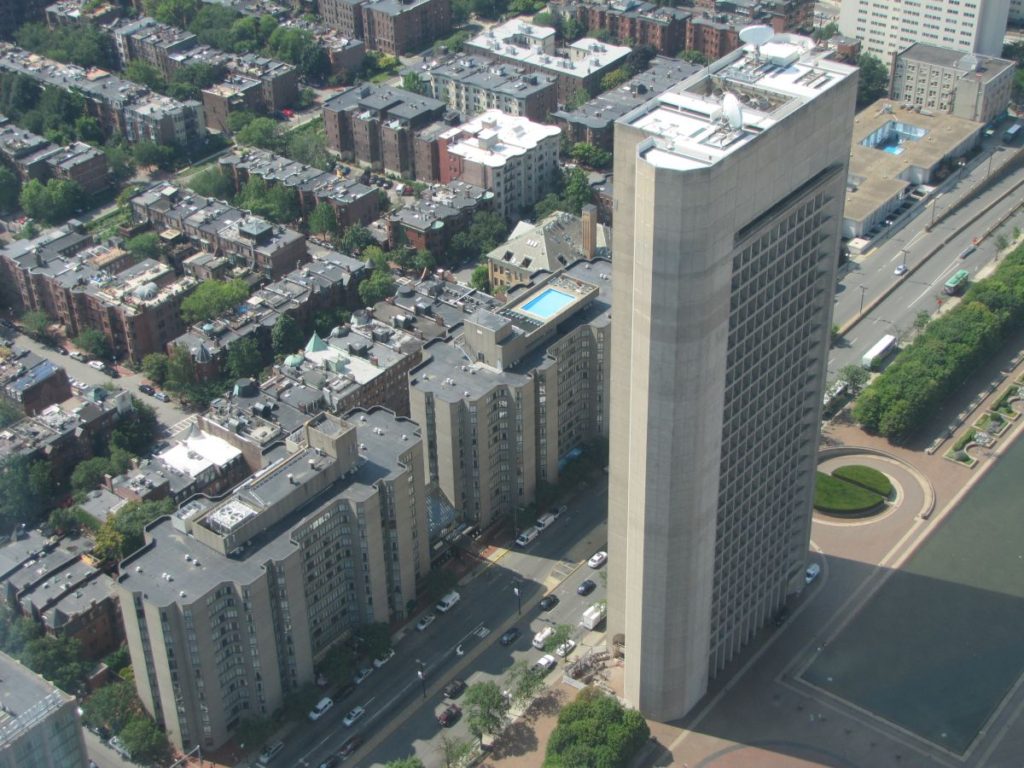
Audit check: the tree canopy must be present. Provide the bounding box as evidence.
[180,279,250,324]
[271,314,304,357]
[544,687,650,768]
[358,270,396,306]
[73,329,112,360]
[19,178,84,225]
[856,53,888,109]
[464,681,509,744]
[15,22,117,70]
[93,499,175,563]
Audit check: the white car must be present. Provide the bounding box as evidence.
[894,264,908,276]
[372,648,395,668]
[805,563,821,584]
[353,667,373,685]
[416,613,436,631]
[556,639,576,658]
[535,654,557,671]
[587,550,608,569]
[308,696,334,721]
[342,705,366,727]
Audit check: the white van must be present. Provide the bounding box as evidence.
[532,626,555,650]
[436,590,461,613]
[308,696,334,721]
[805,563,821,584]
[535,513,557,532]
[515,527,539,547]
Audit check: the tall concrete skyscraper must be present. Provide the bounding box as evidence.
[607,32,857,722]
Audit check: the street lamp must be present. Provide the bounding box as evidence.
[859,285,868,315]
[929,194,942,228]
[416,659,427,699]
[512,580,522,615]
[899,249,908,271]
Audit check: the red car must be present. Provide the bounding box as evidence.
[281,108,295,118]
[436,703,461,727]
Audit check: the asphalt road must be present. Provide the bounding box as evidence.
[268,480,610,768]
[829,143,1024,376]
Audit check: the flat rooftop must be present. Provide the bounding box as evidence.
[621,33,856,171]
[846,99,981,223]
[0,651,74,741]
[468,20,630,78]
[441,110,560,167]
[897,42,1016,84]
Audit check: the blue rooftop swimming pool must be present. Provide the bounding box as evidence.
[882,145,904,155]
[520,288,575,319]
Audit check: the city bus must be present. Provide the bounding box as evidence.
[1004,122,1022,143]
[944,269,970,295]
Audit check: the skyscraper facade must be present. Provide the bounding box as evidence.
[607,32,857,722]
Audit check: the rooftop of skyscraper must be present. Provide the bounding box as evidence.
[621,32,856,170]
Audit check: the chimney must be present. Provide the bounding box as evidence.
[581,204,597,260]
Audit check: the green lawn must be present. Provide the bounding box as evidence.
[813,471,883,514]
[832,465,893,496]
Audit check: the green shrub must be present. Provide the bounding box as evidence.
[813,472,884,514]
[832,465,893,496]
[952,428,977,453]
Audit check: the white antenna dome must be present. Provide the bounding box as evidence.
[722,93,743,129]
[739,25,774,48]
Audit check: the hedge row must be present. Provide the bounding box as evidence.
[832,465,893,496]
[854,241,1024,442]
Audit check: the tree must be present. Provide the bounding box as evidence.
[544,624,573,653]
[180,279,250,324]
[227,336,265,379]
[82,680,143,733]
[74,329,112,360]
[363,245,389,271]
[0,166,18,211]
[570,142,612,170]
[308,202,339,237]
[358,270,396,306]
[95,499,175,562]
[71,456,114,494]
[321,643,356,688]
[188,3,242,50]
[438,734,474,768]
[600,67,629,91]
[19,310,51,339]
[119,716,169,765]
[679,49,709,65]
[74,116,104,144]
[18,179,50,223]
[188,166,234,199]
[237,176,299,223]
[133,141,176,170]
[336,224,375,253]
[125,232,162,263]
[464,681,509,745]
[856,53,888,109]
[271,314,303,357]
[235,117,282,151]
[146,0,201,28]
[562,168,593,215]
[838,364,869,394]
[92,526,125,565]
[470,264,490,293]
[913,310,931,332]
[544,687,649,768]
[0,399,21,429]
[0,455,48,533]
[285,123,331,170]
[164,345,198,393]
[21,635,90,693]
[384,759,425,768]
[141,353,170,385]
[123,61,167,92]
[402,73,426,95]
[423,568,458,600]
[48,505,98,537]
[110,400,159,456]
[355,622,392,658]
[505,659,544,708]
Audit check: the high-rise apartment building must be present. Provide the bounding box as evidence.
[0,650,88,768]
[607,32,856,721]
[839,0,1010,62]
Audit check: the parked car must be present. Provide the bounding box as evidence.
[343,706,366,727]
[499,627,521,646]
[257,740,285,766]
[308,696,334,721]
[442,679,466,699]
[416,613,437,631]
[318,755,340,768]
[539,595,559,611]
[338,734,364,756]
[108,736,132,760]
[587,550,608,568]
[577,579,597,596]
[154,391,171,402]
[556,639,576,658]
[373,648,395,668]
[535,654,557,671]
[437,703,461,727]
[532,626,555,649]
[138,384,155,396]
[894,264,908,276]
[70,351,85,361]
[805,562,821,584]
[353,667,373,685]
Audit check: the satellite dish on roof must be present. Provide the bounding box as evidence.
[722,93,743,129]
[740,25,774,60]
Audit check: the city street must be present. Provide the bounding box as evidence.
[829,143,1024,375]
[266,480,609,768]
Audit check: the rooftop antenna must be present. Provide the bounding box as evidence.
[722,92,743,129]
[739,25,773,62]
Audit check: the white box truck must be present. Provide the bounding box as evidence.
[861,334,897,370]
[581,602,606,630]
